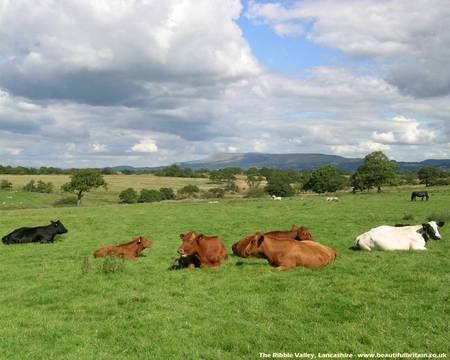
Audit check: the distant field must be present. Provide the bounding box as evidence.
[0,174,224,209]
[0,187,449,359]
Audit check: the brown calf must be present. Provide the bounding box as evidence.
[178,231,228,268]
[94,236,153,260]
[232,224,315,258]
[243,233,336,270]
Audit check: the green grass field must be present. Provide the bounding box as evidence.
[0,184,449,359]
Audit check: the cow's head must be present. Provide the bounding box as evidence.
[135,236,152,250]
[243,232,265,258]
[298,226,315,241]
[178,231,200,257]
[51,220,68,234]
[422,221,445,240]
[232,233,256,256]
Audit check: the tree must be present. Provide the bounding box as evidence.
[303,165,345,193]
[417,166,446,187]
[245,173,264,191]
[119,188,138,203]
[353,151,398,192]
[62,169,107,206]
[265,173,294,197]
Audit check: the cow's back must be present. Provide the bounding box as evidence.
[197,236,228,265]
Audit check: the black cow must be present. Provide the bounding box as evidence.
[411,191,429,201]
[2,220,68,245]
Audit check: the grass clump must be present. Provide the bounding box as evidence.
[101,255,126,274]
[427,210,450,223]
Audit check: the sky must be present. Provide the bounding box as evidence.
[0,0,449,167]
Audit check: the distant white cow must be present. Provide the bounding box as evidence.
[271,195,282,201]
[355,221,445,251]
[326,197,339,202]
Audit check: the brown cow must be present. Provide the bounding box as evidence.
[178,231,228,268]
[243,233,336,270]
[93,236,152,260]
[232,224,315,258]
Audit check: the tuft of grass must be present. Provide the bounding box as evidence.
[402,212,415,221]
[80,256,91,274]
[426,210,450,223]
[101,255,126,274]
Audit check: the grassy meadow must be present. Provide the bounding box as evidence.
[0,179,449,359]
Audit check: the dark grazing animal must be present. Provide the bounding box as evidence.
[411,191,429,201]
[2,220,68,244]
[93,236,152,259]
[178,231,228,268]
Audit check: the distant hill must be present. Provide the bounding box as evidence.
[110,153,450,172]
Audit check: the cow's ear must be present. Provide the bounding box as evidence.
[179,233,185,239]
[422,223,430,230]
[291,224,299,231]
[254,232,264,246]
[437,221,445,228]
[51,220,55,224]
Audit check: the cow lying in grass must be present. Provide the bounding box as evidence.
[243,233,336,270]
[232,224,315,258]
[355,221,445,251]
[94,236,152,259]
[2,220,68,244]
[176,231,228,268]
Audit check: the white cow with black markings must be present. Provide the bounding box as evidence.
[355,221,445,251]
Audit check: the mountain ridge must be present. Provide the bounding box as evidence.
[111,153,450,172]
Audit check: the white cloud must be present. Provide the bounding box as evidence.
[130,139,158,153]
[0,0,261,104]
[0,1,449,167]
[90,143,107,152]
[372,116,437,145]
[0,147,23,156]
[273,23,304,38]
[247,0,450,97]
[331,141,391,157]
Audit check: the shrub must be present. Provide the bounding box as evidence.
[224,182,239,193]
[119,188,138,203]
[138,189,163,203]
[206,188,225,199]
[36,180,54,193]
[0,179,12,191]
[159,187,176,200]
[177,184,200,198]
[245,188,266,198]
[22,179,54,193]
[22,180,37,192]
